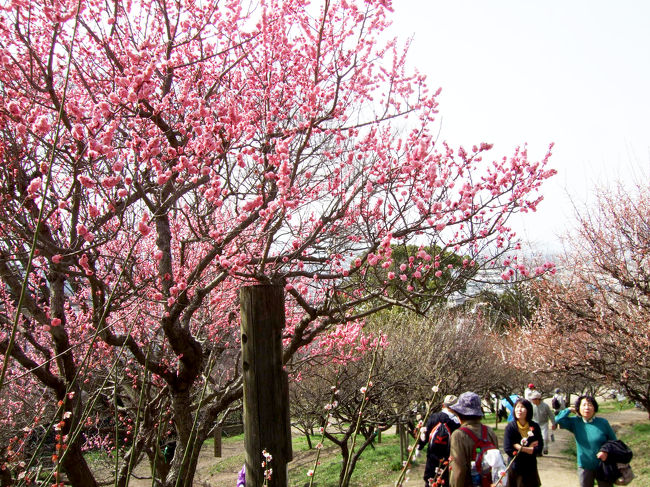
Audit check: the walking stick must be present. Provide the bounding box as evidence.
[493,451,518,487]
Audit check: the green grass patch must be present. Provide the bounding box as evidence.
[209,451,246,475]
[618,421,650,487]
[483,412,509,431]
[561,442,577,460]
[222,432,245,444]
[288,434,411,487]
[291,434,341,453]
[84,450,113,463]
[598,400,636,414]
[483,412,496,423]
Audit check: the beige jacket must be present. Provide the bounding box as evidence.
[449,419,499,487]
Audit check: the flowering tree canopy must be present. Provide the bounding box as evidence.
[0,0,554,485]
[507,182,650,416]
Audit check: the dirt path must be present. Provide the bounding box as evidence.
[398,408,646,487]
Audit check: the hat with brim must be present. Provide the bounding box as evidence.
[530,391,542,400]
[449,392,483,417]
[443,394,457,406]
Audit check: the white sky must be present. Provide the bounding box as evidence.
[389,0,650,253]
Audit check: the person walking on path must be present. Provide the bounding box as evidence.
[530,391,556,455]
[502,393,520,423]
[448,392,499,487]
[416,394,460,487]
[556,395,617,487]
[504,398,544,487]
[524,383,536,400]
[552,388,566,413]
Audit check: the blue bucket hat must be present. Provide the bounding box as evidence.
[449,392,483,417]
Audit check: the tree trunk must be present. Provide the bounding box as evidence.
[117,433,148,487]
[323,430,350,487]
[340,427,386,487]
[337,444,350,487]
[0,467,11,487]
[61,442,99,487]
[162,390,207,487]
[639,398,650,419]
[162,433,206,487]
[146,444,170,486]
[340,440,365,487]
[398,421,408,462]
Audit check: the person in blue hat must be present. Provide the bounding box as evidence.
[448,392,499,487]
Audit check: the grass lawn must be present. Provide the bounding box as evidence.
[618,421,650,487]
[202,432,411,486]
[211,431,409,486]
[288,433,408,487]
[598,400,637,414]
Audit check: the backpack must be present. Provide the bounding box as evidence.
[460,425,498,487]
[428,421,452,448]
[551,396,560,410]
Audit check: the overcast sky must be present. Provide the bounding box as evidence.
[389,1,650,252]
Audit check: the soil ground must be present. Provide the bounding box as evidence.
[119,408,646,486]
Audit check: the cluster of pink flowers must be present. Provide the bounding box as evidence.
[0,0,556,484]
[261,449,273,483]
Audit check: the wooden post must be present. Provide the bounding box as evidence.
[214,426,222,458]
[241,284,292,487]
[398,421,405,462]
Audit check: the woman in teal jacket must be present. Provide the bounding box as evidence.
[556,395,617,487]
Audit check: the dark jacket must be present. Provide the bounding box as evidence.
[503,420,543,487]
[596,440,633,482]
[417,410,460,483]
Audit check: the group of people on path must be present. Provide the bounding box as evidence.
[416,388,624,487]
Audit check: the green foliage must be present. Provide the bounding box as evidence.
[468,282,538,330]
[345,243,478,316]
[388,244,475,301]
